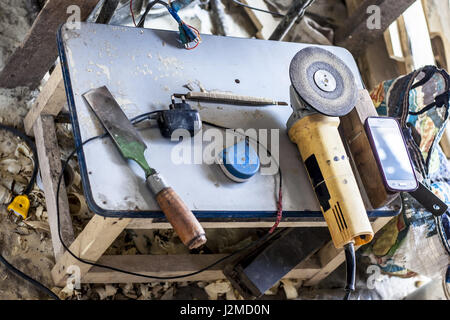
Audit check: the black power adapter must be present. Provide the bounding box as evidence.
[157,96,202,138]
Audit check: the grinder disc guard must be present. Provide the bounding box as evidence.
[289,47,358,117]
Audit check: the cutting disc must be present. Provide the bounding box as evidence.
[289,47,358,117]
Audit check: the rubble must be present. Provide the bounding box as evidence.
[95,284,118,300]
[204,280,232,300]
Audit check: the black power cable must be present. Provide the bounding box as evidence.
[269,0,314,41]
[96,0,121,24]
[202,120,283,231]
[55,111,281,281]
[343,242,356,300]
[231,0,284,17]
[137,0,171,27]
[0,251,60,300]
[0,124,58,300]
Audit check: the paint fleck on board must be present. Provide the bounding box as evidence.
[96,62,111,78]
[115,97,135,109]
[135,64,153,76]
[158,54,183,70]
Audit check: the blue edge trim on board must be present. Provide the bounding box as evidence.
[56,25,400,220]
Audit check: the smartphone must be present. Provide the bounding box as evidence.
[365,117,418,192]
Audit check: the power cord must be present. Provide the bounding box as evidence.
[0,124,59,300]
[137,1,171,27]
[231,0,284,17]
[343,242,356,300]
[133,0,201,49]
[202,120,283,233]
[55,111,282,281]
[0,251,60,300]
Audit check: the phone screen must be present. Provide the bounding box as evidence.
[370,125,415,181]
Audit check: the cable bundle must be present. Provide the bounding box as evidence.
[131,0,201,49]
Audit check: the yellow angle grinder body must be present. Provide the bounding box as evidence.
[287,47,374,249]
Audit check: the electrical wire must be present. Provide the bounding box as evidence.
[130,0,137,26]
[202,121,283,233]
[129,110,163,125]
[55,112,281,281]
[0,124,39,195]
[232,0,329,31]
[268,0,315,41]
[185,24,201,50]
[343,242,356,300]
[134,0,201,50]
[137,0,171,27]
[231,0,284,17]
[0,251,60,300]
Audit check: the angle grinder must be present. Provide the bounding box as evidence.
[287,47,374,250]
[286,47,374,298]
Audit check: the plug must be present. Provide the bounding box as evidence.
[7,195,30,223]
[166,6,200,49]
[157,96,202,138]
[178,23,200,49]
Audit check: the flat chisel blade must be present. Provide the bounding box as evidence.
[83,86,153,176]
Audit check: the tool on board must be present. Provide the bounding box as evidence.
[287,47,374,249]
[217,140,260,183]
[157,95,202,138]
[83,86,206,249]
[173,91,288,106]
[287,47,373,298]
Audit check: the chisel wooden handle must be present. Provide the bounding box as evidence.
[147,174,206,249]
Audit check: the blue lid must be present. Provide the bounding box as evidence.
[220,140,260,180]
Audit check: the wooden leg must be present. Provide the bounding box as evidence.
[51,215,131,287]
[24,65,65,136]
[304,217,392,286]
[33,115,74,260]
[52,217,392,286]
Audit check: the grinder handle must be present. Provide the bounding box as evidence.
[146,173,206,249]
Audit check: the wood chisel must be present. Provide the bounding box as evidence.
[83,86,206,249]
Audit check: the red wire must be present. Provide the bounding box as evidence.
[269,184,283,234]
[185,24,201,50]
[188,24,201,39]
[130,0,137,27]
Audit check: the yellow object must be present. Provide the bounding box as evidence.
[7,195,30,221]
[289,113,374,249]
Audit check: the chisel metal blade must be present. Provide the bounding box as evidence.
[83,86,154,176]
